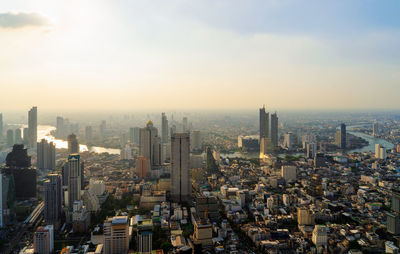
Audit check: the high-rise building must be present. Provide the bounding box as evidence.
[0,113,3,139]
[99,120,106,141]
[67,134,79,154]
[37,139,56,170]
[312,225,327,248]
[139,121,161,170]
[137,156,148,178]
[44,174,62,226]
[104,216,130,254]
[259,105,269,140]
[335,123,346,149]
[161,113,169,144]
[297,207,315,225]
[271,112,278,147]
[28,106,37,148]
[85,126,93,145]
[182,117,188,133]
[6,129,14,147]
[281,165,296,182]
[67,154,82,208]
[283,132,293,151]
[2,145,36,200]
[372,122,379,137]
[23,128,29,145]
[260,137,274,157]
[375,144,387,160]
[137,219,153,254]
[14,128,22,144]
[34,225,54,254]
[192,130,202,152]
[56,116,64,138]
[171,133,191,203]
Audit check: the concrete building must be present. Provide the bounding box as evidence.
[312,225,327,248]
[335,123,346,149]
[171,133,191,203]
[270,112,278,147]
[137,219,153,254]
[192,130,202,151]
[28,106,37,148]
[259,105,269,140]
[85,126,93,145]
[67,133,79,154]
[297,207,315,225]
[283,132,293,151]
[37,139,56,170]
[44,174,62,226]
[104,216,130,254]
[281,165,297,182]
[34,225,54,254]
[161,112,168,144]
[139,121,161,171]
[67,154,82,208]
[6,129,13,147]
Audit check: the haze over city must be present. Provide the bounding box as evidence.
[1,0,400,110]
[2,1,400,254]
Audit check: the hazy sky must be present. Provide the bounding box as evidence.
[1,0,400,111]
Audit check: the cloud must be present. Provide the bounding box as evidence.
[0,12,49,28]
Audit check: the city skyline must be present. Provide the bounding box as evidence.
[1,1,400,110]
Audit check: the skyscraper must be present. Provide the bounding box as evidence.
[335,123,346,149]
[85,126,93,145]
[171,133,190,203]
[56,116,64,138]
[192,130,202,152]
[67,154,81,208]
[44,174,62,226]
[182,117,188,133]
[6,129,14,147]
[67,134,79,154]
[161,112,169,143]
[139,121,161,170]
[0,113,3,139]
[23,128,29,145]
[28,106,37,148]
[37,139,56,170]
[271,112,279,147]
[259,105,269,140]
[14,128,22,144]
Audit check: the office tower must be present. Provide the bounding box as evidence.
[104,216,130,254]
[23,128,29,145]
[283,132,293,151]
[137,156,148,178]
[259,105,269,140]
[171,133,191,203]
[44,174,62,226]
[56,116,64,138]
[34,225,54,254]
[375,144,387,160]
[0,113,3,139]
[314,153,326,168]
[129,127,134,144]
[139,121,161,170]
[192,131,201,152]
[170,124,177,136]
[182,117,188,132]
[281,165,296,182]
[133,127,140,144]
[271,112,278,147]
[137,219,153,254]
[85,126,93,145]
[14,128,22,144]
[67,133,79,154]
[2,145,36,200]
[28,106,37,148]
[335,123,346,149]
[37,139,56,170]
[72,200,90,233]
[388,190,400,235]
[372,122,379,137]
[67,154,81,208]
[260,137,274,157]
[161,112,169,143]
[6,129,14,147]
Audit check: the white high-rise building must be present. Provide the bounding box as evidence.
[283,132,293,151]
[171,133,190,203]
[375,144,387,160]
